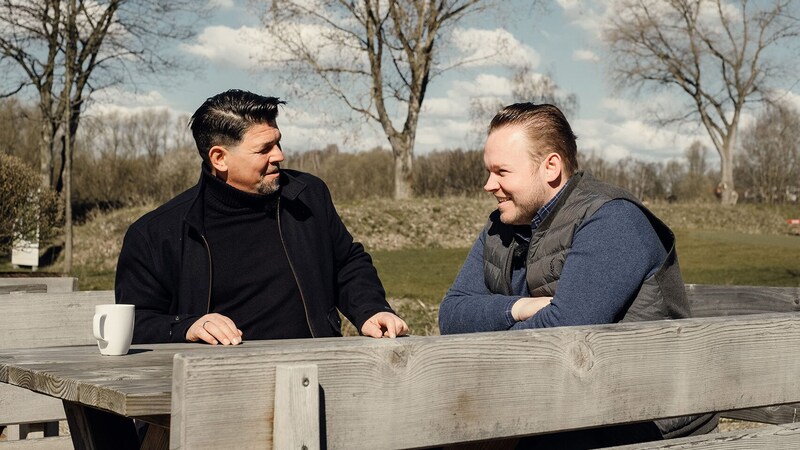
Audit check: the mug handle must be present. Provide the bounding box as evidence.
[93,313,107,341]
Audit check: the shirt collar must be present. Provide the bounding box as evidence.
[531,182,568,232]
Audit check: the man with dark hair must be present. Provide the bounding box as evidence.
[438,103,717,446]
[116,89,407,345]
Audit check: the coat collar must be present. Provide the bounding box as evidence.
[183,164,308,235]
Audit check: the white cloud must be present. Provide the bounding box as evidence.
[415,119,474,151]
[599,97,641,121]
[180,25,265,70]
[207,0,234,8]
[556,0,607,38]
[451,74,512,98]
[421,97,467,120]
[773,89,800,113]
[182,22,367,73]
[555,0,581,11]
[575,117,709,162]
[84,88,172,116]
[449,28,540,68]
[573,49,600,62]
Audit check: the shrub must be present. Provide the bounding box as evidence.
[0,153,62,255]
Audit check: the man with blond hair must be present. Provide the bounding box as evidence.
[439,103,717,446]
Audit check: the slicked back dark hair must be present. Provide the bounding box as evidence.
[489,103,579,176]
[189,89,286,164]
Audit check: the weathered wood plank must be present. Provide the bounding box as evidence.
[609,422,800,449]
[686,284,800,317]
[273,365,320,450]
[1,341,284,418]
[722,405,800,424]
[0,384,64,423]
[0,435,74,449]
[170,313,800,449]
[0,291,113,349]
[0,277,78,293]
[686,285,800,425]
[1,289,105,441]
[141,424,170,450]
[0,284,47,294]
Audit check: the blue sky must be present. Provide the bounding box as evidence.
[85,0,800,164]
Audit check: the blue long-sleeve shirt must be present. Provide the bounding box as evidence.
[438,199,667,334]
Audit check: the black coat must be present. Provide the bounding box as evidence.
[115,168,394,343]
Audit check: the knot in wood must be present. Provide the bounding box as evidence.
[568,340,594,374]
[389,347,409,368]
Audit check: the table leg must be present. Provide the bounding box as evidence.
[63,400,139,450]
[141,424,169,450]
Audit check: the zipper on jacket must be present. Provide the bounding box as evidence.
[276,198,316,337]
[200,233,213,314]
[503,239,517,296]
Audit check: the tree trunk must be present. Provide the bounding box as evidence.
[39,121,53,189]
[718,136,737,206]
[62,0,76,273]
[393,145,414,200]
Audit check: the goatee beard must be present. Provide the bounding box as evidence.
[257,177,280,195]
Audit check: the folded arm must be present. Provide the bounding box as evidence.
[511,200,666,329]
[438,232,522,334]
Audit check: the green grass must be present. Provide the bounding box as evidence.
[369,229,800,307]
[371,248,469,303]
[70,268,115,290]
[676,229,800,287]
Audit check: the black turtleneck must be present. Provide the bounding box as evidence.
[202,169,312,340]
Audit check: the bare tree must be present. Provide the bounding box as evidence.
[1,0,204,188]
[603,0,800,205]
[737,102,800,202]
[0,0,206,269]
[469,64,578,148]
[255,0,519,199]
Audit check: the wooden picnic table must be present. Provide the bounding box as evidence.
[0,340,293,449]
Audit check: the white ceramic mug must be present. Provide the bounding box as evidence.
[93,304,135,356]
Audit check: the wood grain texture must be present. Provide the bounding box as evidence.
[273,365,320,450]
[170,313,800,449]
[0,384,64,423]
[609,422,800,449]
[0,284,47,294]
[686,285,800,424]
[1,341,292,419]
[0,435,74,449]
[141,424,169,450]
[0,277,78,293]
[0,291,113,349]
[686,284,800,317]
[722,405,800,424]
[0,289,105,439]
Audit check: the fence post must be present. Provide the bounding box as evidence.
[273,364,320,450]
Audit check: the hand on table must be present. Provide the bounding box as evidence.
[360,312,409,338]
[511,296,553,322]
[186,313,243,345]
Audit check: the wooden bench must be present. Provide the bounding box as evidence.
[686,284,800,425]
[169,310,800,448]
[0,290,112,447]
[0,277,78,295]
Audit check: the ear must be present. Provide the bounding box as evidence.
[208,146,228,174]
[541,152,563,184]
